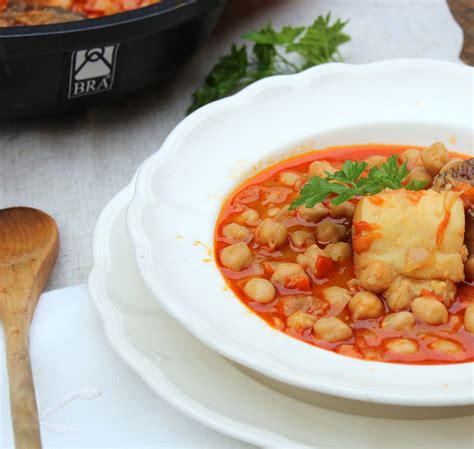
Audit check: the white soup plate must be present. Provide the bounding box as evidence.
[89,181,474,448]
[127,60,474,406]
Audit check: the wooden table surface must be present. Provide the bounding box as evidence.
[448,0,474,65]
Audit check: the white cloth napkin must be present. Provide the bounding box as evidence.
[0,285,250,448]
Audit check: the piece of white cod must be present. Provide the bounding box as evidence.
[353,189,467,297]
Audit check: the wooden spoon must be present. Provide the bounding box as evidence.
[0,207,59,449]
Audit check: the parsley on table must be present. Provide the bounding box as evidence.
[289,156,427,210]
[187,14,350,114]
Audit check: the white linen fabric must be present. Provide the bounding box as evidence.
[0,285,249,448]
[0,0,464,290]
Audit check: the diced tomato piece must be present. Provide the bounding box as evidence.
[353,220,380,236]
[436,210,451,246]
[285,276,312,291]
[315,256,335,279]
[353,232,383,254]
[461,186,474,207]
[368,196,384,206]
[295,276,312,291]
[262,262,276,277]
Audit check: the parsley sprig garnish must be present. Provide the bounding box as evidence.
[188,14,350,114]
[289,155,427,210]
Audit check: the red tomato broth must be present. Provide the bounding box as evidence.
[214,145,474,364]
[72,0,160,19]
[0,0,161,25]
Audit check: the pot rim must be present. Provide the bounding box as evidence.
[0,0,221,38]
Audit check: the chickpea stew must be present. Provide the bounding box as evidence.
[0,0,161,26]
[215,144,474,365]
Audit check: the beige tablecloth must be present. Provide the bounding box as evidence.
[0,0,464,290]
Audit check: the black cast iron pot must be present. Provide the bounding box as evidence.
[0,0,226,118]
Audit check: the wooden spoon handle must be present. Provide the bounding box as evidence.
[5,326,42,449]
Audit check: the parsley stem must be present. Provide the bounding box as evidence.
[275,53,300,73]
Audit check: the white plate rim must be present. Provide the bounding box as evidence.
[88,179,311,448]
[126,59,474,407]
[88,179,474,449]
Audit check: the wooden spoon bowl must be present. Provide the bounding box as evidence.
[0,207,59,449]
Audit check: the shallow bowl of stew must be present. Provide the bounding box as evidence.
[0,0,225,117]
[127,59,474,407]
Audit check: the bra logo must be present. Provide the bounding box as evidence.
[69,45,119,99]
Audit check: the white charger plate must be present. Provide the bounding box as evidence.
[127,59,474,406]
[89,181,474,448]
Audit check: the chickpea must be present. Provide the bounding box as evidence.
[244,278,276,304]
[222,223,251,241]
[271,205,291,222]
[362,347,384,361]
[297,203,329,222]
[349,291,384,320]
[421,142,449,176]
[464,304,474,333]
[430,340,462,354]
[279,295,322,317]
[365,155,386,168]
[411,297,448,325]
[255,218,288,250]
[358,260,393,294]
[290,230,315,248]
[383,276,416,310]
[440,158,464,174]
[309,160,336,178]
[271,263,308,287]
[272,317,285,330]
[337,344,363,359]
[220,243,253,271]
[404,167,433,188]
[412,280,457,308]
[239,209,260,226]
[279,171,303,188]
[296,244,327,273]
[381,311,416,330]
[465,256,474,282]
[287,312,317,332]
[328,201,355,219]
[267,207,280,218]
[399,148,421,165]
[386,339,418,354]
[316,221,346,243]
[323,286,352,314]
[347,278,360,293]
[325,242,352,262]
[313,317,353,342]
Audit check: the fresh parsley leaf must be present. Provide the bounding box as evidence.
[370,156,409,189]
[289,177,333,209]
[326,160,368,188]
[287,14,350,68]
[289,155,429,210]
[187,14,350,114]
[252,43,277,79]
[244,23,305,46]
[188,45,249,114]
[405,180,428,191]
